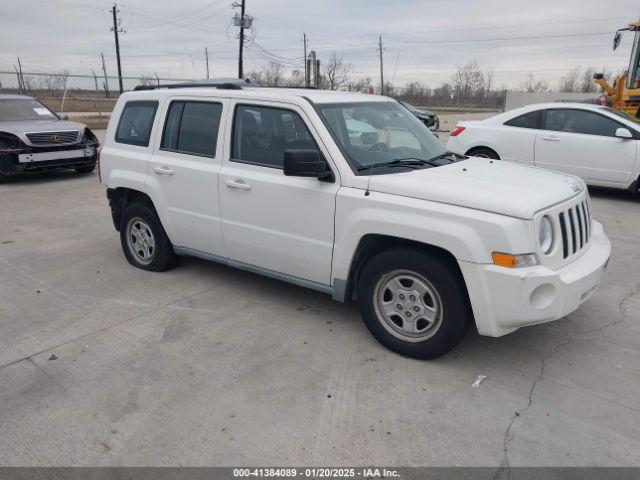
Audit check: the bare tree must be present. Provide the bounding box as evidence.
[452,61,484,102]
[247,63,285,86]
[263,62,284,86]
[558,67,581,93]
[580,67,598,93]
[138,75,156,87]
[519,72,548,93]
[38,71,70,94]
[284,69,304,87]
[322,53,352,90]
[484,69,495,98]
[346,76,372,93]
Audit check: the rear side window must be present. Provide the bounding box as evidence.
[543,109,621,137]
[161,101,223,157]
[232,105,318,168]
[115,101,158,147]
[504,110,542,129]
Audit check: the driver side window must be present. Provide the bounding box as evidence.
[232,105,318,169]
[543,109,620,137]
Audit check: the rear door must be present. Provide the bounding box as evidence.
[218,101,339,286]
[147,97,228,255]
[534,108,637,187]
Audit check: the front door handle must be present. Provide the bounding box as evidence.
[154,166,174,175]
[541,135,560,142]
[225,179,252,190]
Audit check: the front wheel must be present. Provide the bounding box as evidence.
[357,248,471,359]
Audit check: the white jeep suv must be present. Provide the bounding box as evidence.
[100,82,611,359]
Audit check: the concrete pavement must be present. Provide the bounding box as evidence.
[0,130,639,467]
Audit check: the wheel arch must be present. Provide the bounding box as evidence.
[465,145,500,159]
[107,187,155,231]
[341,234,468,303]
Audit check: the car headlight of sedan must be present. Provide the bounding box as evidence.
[538,216,554,254]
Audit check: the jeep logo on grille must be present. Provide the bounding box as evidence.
[50,135,62,143]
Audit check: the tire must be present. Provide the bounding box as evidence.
[468,147,499,159]
[75,164,96,174]
[119,202,177,272]
[357,248,471,359]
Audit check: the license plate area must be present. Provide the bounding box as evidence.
[18,148,94,163]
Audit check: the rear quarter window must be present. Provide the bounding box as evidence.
[115,100,158,147]
[504,110,542,129]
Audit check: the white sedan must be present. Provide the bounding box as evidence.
[446,103,640,193]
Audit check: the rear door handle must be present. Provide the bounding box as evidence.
[541,135,560,142]
[225,179,252,190]
[154,166,174,175]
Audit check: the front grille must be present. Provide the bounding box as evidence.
[558,197,592,259]
[26,131,79,146]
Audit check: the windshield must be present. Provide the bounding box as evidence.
[599,106,640,125]
[0,98,58,121]
[316,101,445,173]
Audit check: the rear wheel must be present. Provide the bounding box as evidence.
[120,202,177,272]
[357,248,471,359]
[468,147,499,159]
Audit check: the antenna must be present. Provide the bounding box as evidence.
[364,164,373,196]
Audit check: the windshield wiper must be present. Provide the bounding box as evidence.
[428,151,466,163]
[357,158,433,172]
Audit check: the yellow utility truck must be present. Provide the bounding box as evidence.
[594,21,640,118]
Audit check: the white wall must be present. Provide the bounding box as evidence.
[504,92,599,111]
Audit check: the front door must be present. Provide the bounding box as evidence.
[219,102,339,286]
[534,108,637,187]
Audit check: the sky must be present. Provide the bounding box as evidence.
[1,0,639,91]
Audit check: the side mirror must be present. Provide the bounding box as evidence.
[57,112,69,120]
[615,127,633,139]
[613,31,623,51]
[283,149,334,182]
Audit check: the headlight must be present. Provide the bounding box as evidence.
[538,216,553,254]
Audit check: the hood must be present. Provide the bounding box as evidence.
[0,118,87,144]
[416,108,434,116]
[368,157,584,219]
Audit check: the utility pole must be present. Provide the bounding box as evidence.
[378,35,384,95]
[110,3,124,94]
[91,70,103,120]
[237,0,246,79]
[205,46,210,79]
[303,33,308,87]
[12,65,22,95]
[101,52,110,98]
[17,57,25,93]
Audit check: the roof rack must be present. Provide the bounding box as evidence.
[133,78,260,91]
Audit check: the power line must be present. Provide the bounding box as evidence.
[394,31,613,45]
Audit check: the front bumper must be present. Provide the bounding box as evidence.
[459,221,611,337]
[0,146,96,175]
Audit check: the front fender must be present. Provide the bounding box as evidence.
[332,188,534,283]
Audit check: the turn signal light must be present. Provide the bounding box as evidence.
[450,126,466,137]
[492,252,538,268]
